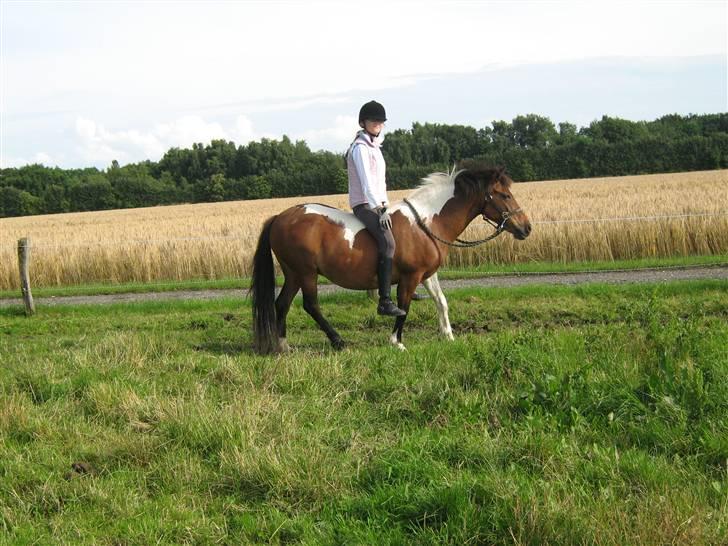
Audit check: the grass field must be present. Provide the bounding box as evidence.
[1,280,727,544]
[1,169,727,290]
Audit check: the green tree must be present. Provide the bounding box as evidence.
[557,122,579,144]
[410,123,451,165]
[244,175,272,200]
[511,114,558,149]
[41,184,69,214]
[0,186,42,217]
[581,115,649,143]
[67,174,116,211]
[107,164,165,208]
[194,173,226,202]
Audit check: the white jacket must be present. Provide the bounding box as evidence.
[346,130,388,209]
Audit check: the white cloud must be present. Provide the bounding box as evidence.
[197,96,353,116]
[0,151,63,168]
[295,115,359,152]
[73,115,263,166]
[74,118,135,164]
[231,115,258,145]
[153,116,229,150]
[33,152,55,165]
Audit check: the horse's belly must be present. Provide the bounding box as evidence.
[318,238,378,290]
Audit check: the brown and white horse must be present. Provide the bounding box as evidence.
[250,161,531,354]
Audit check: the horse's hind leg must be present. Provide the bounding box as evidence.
[300,273,345,350]
[275,272,300,353]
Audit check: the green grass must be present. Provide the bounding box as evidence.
[1,281,727,544]
[1,254,725,300]
[437,253,728,278]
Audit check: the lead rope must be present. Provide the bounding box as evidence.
[402,198,516,248]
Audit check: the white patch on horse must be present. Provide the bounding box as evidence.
[423,273,454,340]
[389,333,407,351]
[390,168,462,226]
[303,204,365,248]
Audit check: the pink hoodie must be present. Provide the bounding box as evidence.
[346,130,388,209]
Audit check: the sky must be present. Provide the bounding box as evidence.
[1,0,726,169]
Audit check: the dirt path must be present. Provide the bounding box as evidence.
[1,265,726,308]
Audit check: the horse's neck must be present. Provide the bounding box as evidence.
[431,195,480,242]
[402,176,480,242]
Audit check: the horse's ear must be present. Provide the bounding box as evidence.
[495,165,506,178]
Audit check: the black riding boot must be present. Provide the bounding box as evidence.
[377,257,406,317]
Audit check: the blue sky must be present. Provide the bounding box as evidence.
[1,0,726,169]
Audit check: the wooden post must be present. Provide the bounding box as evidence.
[17,238,35,315]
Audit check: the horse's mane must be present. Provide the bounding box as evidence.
[409,161,509,201]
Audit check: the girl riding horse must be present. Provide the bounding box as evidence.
[346,100,406,317]
[251,161,531,354]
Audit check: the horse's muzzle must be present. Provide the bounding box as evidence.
[514,221,532,240]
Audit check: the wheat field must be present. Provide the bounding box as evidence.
[1,170,727,290]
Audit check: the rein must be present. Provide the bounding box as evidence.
[402,198,520,248]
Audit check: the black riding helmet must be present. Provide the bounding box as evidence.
[359,100,387,123]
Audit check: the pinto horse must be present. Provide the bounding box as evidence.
[250,161,531,354]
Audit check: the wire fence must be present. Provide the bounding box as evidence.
[531,211,728,225]
[25,236,243,249]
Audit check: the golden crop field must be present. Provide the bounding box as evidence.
[1,169,727,290]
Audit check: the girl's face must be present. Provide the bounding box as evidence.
[362,119,385,136]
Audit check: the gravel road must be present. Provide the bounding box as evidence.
[1,265,726,308]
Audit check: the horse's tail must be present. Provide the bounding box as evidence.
[251,216,279,354]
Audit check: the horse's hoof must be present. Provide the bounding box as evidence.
[389,334,407,351]
[331,338,346,351]
[277,338,292,353]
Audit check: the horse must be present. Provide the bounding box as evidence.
[250,161,531,354]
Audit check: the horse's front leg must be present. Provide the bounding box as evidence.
[422,273,454,341]
[390,274,422,351]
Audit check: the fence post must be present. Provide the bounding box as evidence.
[17,237,35,315]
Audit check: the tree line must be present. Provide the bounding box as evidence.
[1,113,726,217]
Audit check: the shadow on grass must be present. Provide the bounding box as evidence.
[0,306,32,318]
[194,340,250,355]
[194,335,359,357]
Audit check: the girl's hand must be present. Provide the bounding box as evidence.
[376,206,392,230]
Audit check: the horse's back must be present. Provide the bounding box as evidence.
[272,204,366,246]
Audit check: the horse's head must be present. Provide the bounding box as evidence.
[454,162,532,240]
